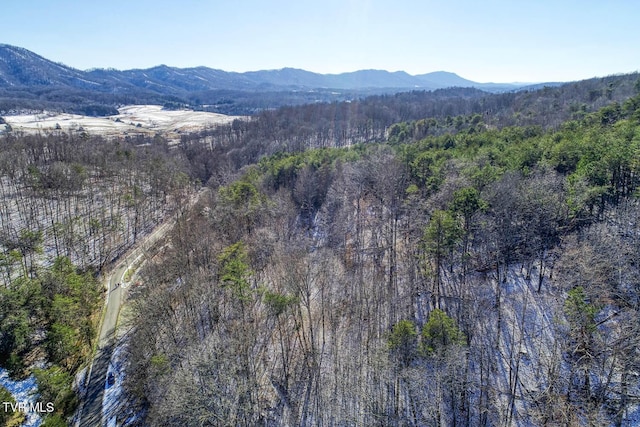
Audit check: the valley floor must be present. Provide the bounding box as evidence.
[3,105,244,142]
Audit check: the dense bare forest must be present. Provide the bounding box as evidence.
[0,131,194,424]
[2,74,640,426]
[123,79,640,425]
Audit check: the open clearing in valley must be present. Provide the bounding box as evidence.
[3,105,243,141]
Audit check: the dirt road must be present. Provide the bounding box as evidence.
[77,189,207,426]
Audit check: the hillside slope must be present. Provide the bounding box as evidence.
[0,44,525,93]
[118,90,640,426]
[0,44,546,117]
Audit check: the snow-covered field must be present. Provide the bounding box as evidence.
[3,105,244,141]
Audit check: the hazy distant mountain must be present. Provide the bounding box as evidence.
[0,44,563,116]
[0,44,531,94]
[0,44,99,88]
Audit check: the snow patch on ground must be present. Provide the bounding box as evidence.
[494,266,563,426]
[484,265,640,426]
[0,368,42,427]
[102,340,126,425]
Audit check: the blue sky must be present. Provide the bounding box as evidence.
[2,0,638,83]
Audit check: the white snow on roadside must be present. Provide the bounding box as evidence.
[0,368,42,427]
[102,342,125,425]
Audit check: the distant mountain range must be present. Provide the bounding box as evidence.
[0,44,561,115]
[0,44,531,93]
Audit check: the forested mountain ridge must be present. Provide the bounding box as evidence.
[0,45,90,88]
[177,72,640,177]
[0,44,541,116]
[0,44,521,93]
[1,44,633,121]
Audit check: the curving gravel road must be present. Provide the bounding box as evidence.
[77,189,207,426]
